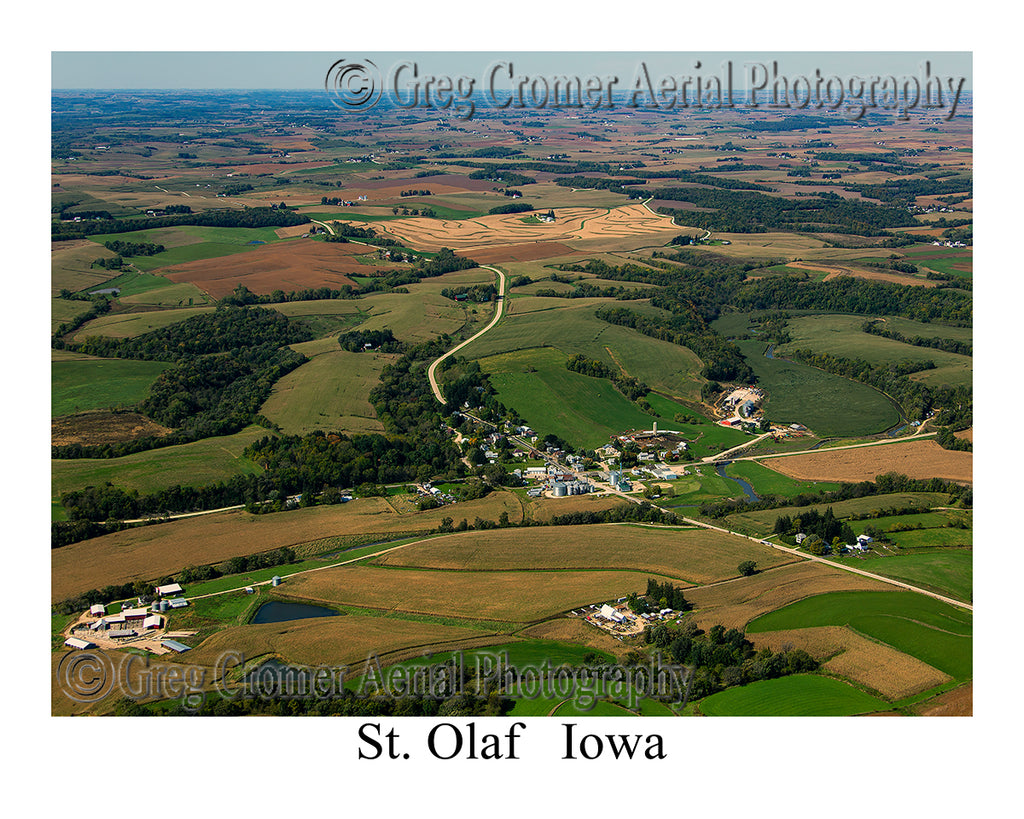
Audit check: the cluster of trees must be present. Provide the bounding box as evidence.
[773,507,856,547]
[322,221,401,247]
[641,578,691,611]
[222,183,254,196]
[399,189,432,197]
[219,283,360,306]
[866,257,919,274]
[565,354,650,402]
[52,206,310,240]
[861,320,971,356]
[337,328,405,353]
[645,187,919,235]
[467,167,536,186]
[645,620,818,700]
[488,202,534,215]
[102,240,165,257]
[441,284,497,303]
[91,256,127,270]
[52,518,128,549]
[177,547,296,584]
[52,294,112,344]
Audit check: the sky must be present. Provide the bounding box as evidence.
[51,51,972,91]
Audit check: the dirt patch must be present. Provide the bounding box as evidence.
[685,561,892,630]
[913,682,972,716]
[762,439,972,484]
[954,428,973,442]
[274,224,314,239]
[466,242,582,264]
[52,411,173,447]
[750,626,950,700]
[160,239,388,298]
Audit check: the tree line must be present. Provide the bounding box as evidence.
[52,205,310,240]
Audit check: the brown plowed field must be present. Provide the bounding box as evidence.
[52,411,173,447]
[160,240,382,298]
[913,682,972,715]
[684,561,892,630]
[761,439,972,484]
[750,626,950,700]
[465,242,581,263]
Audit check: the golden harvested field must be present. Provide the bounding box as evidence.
[467,242,582,264]
[52,239,117,295]
[181,614,498,669]
[524,493,630,522]
[684,561,892,630]
[760,439,972,484]
[72,306,215,340]
[52,411,173,447]
[786,261,937,288]
[689,233,878,261]
[278,566,661,622]
[374,204,679,252]
[51,492,524,601]
[373,524,793,584]
[750,626,950,700]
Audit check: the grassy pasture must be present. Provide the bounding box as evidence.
[736,340,901,437]
[746,590,972,679]
[52,357,170,416]
[885,527,973,549]
[642,393,749,458]
[72,306,215,339]
[87,226,293,271]
[698,674,889,716]
[372,524,792,584]
[51,425,268,500]
[777,314,972,389]
[828,549,972,602]
[259,349,395,435]
[479,347,666,449]
[724,460,841,498]
[51,239,118,295]
[51,297,95,334]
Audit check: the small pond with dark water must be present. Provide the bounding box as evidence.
[251,601,339,624]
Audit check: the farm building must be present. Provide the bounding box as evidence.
[161,639,191,653]
[89,604,106,617]
[155,582,184,596]
[166,597,189,609]
[64,637,96,650]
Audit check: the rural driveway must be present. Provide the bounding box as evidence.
[427,265,507,404]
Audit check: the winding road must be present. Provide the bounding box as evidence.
[427,265,507,404]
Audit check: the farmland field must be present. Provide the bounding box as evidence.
[259,350,395,435]
[828,550,972,602]
[746,590,973,679]
[761,438,972,484]
[776,314,972,389]
[698,674,889,716]
[52,356,170,416]
[736,340,900,436]
[372,524,793,583]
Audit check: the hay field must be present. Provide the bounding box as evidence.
[761,439,972,484]
[786,261,937,287]
[72,306,215,340]
[181,614,498,669]
[683,561,892,630]
[373,524,792,584]
[259,350,395,435]
[277,565,660,622]
[749,626,950,700]
[375,204,679,253]
[51,239,117,295]
[51,492,524,601]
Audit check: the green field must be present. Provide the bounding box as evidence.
[87,226,296,271]
[736,340,901,437]
[699,674,889,716]
[461,298,705,402]
[776,315,972,389]
[480,347,666,449]
[654,468,747,507]
[72,306,215,339]
[725,460,841,498]
[260,349,392,436]
[886,527,973,549]
[643,393,750,458]
[747,591,972,679]
[828,549,972,602]
[51,425,268,500]
[52,357,170,416]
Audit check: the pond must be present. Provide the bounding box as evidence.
[251,601,339,624]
